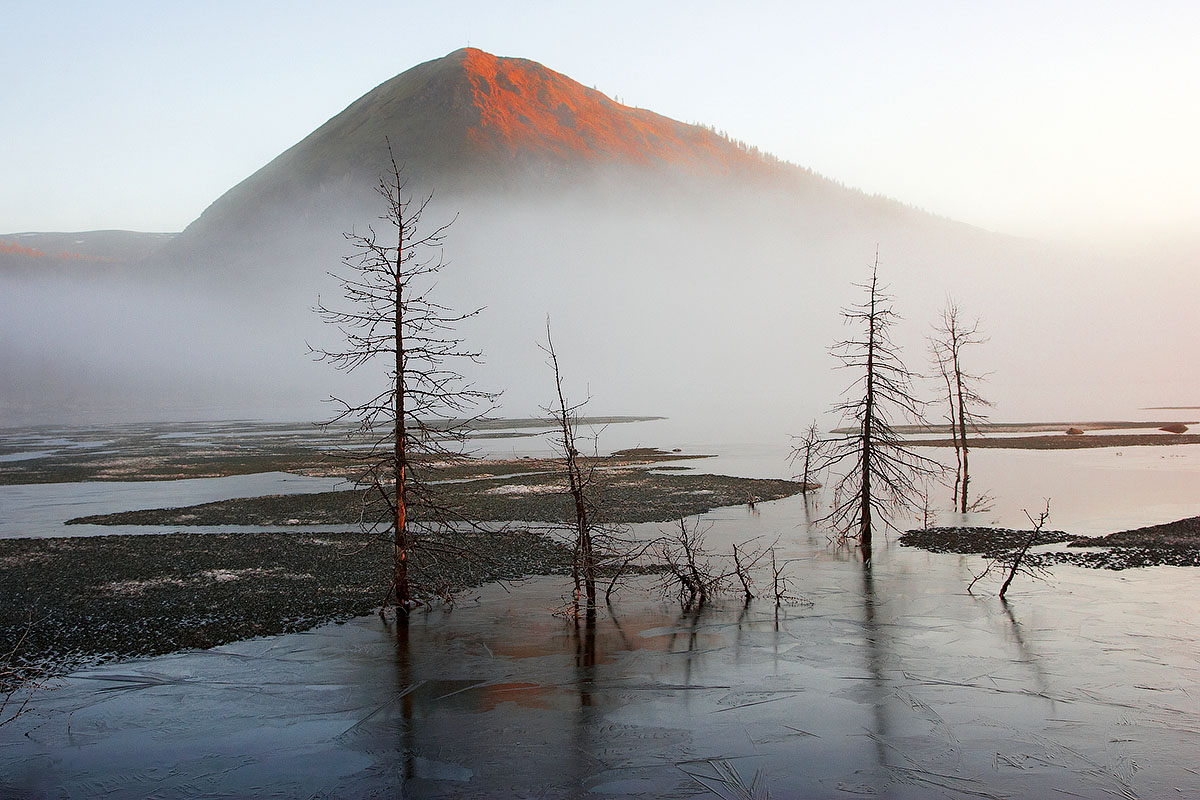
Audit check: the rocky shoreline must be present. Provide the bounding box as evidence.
[0,429,809,690]
[899,516,1200,570]
[64,469,804,528]
[1,528,574,689]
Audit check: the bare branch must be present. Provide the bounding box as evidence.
[820,253,943,559]
[313,142,498,616]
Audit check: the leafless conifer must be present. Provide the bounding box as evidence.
[820,253,941,560]
[540,320,652,615]
[542,320,602,612]
[312,142,494,616]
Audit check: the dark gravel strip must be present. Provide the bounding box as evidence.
[911,434,1200,450]
[0,528,571,688]
[900,522,1200,571]
[898,526,1074,557]
[66,472,806,527]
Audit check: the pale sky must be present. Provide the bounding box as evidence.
[3,0,1197,254]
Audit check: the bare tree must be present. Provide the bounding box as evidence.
[821,254,941,560]
[930,299,990,513]
[540,321,655,614]
[930,337,962,507]
[968,501,1053,599]
[652,518,782,612]
[542,320,600,613]
[656,518,722,610]
[313,143,493,616]
[788,420,825,492]
[769,548,800,610]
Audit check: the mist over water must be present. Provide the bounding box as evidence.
[3,168,1197,436]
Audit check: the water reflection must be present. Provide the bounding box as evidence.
[392,619,416,782]
[859,559,891,785]
[999,598,1056,714]
[4,493,1200,797]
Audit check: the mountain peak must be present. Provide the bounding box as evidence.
[178,48,792,249]
[442,47,758,171]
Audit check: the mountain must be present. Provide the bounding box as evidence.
[4,48,1195,431]
[163,47,882,274]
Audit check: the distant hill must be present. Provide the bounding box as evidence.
[0,230,175,273]
[161,47,900,276]
[5,47,1193,428]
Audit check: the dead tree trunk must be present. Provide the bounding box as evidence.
[544,321,596,612]
[933,351,961,508]
[314,141,493,616]
[822,253,940,560]
[931,299,990,514]
[393,196,409,611]
[789,421,826,492]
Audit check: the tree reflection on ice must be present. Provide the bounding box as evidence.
[2,493,1199,798]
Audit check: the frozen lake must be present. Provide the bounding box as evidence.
[3,494,1198,798]
[0,472,348,539]
[2,421,1199,796]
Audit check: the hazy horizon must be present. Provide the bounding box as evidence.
[3,2,1198,256]
[3,170,1196,436]
[3,5,1198,433]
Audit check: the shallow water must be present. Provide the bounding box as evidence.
[932,444,1200,535]
[3,421,1200,796]
[0,472,347,539]
[3,492,1199,798]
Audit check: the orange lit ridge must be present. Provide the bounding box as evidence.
[458,48,752,173]
[0,239,117,262]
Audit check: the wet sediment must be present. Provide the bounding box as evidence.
[900,516,1200,570]
[0,529,572,687]
[64,469,803,527]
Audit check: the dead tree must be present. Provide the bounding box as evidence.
[653,519,779,611]
[730,543,757,603]
[930,299,990,513]
[313,143,493,616]
[769,548,800,609]
[930,338,962,507]
[969,502,1053,599]
[821,254,941,561]
[652,518,727,610]
[789,420,825,492]
[542,320,600,613]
